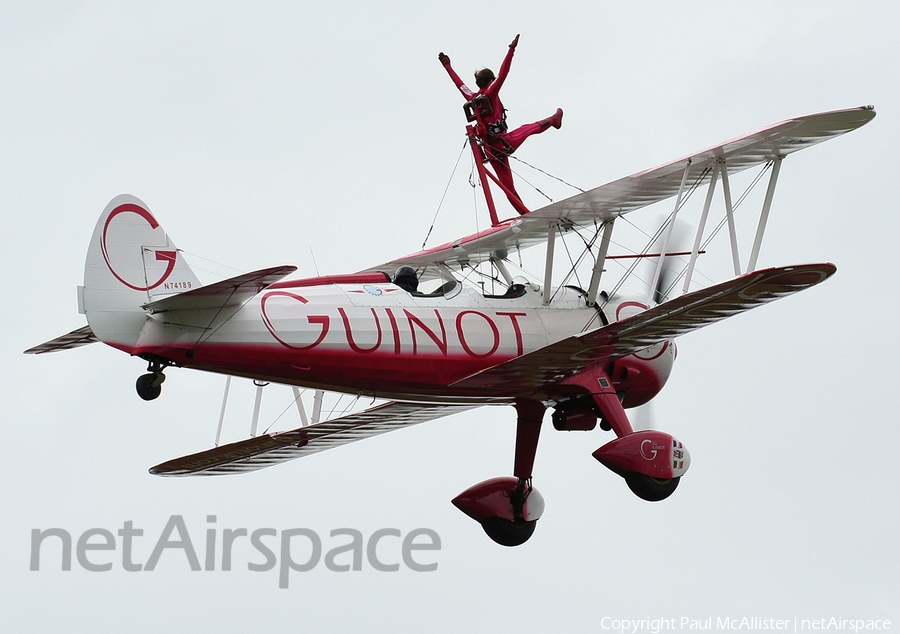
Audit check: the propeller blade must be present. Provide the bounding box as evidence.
[650,217,694,304]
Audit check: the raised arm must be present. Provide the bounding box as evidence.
[488,34,519,95]
[438,52,475,100]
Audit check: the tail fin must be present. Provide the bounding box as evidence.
[83,194,200,352]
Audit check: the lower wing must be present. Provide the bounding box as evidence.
[150,400,480,476]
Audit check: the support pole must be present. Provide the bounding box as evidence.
[542,222,557,305]
[720,160,742,277]
[466,126,501,227]
[747,157,783,273]
[586,220,615,306]
[649,160,692,304]
[215,376,232,446]
[683,162,719,294]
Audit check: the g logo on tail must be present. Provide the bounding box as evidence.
[101,203,177,291]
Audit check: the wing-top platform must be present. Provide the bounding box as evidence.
[364,106,874,279]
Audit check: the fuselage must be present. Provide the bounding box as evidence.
[127,278,675,405]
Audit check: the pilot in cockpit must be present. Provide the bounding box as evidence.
[393,266,419,294]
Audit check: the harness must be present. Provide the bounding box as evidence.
[464,95,509,138]
[486,116,509,137]
[464,94,513,156]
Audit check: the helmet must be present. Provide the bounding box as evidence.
[393,266,418,292]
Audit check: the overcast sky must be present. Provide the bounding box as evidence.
[2,2,898,632]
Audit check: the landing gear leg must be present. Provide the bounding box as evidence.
[482,399,545,547]
[513,399,544,483]
[564,366,687,500]
[136,360,168,401]
[451,399,547,547]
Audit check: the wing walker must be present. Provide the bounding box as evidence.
[26,43,876,546]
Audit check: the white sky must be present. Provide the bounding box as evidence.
[2,2,898,631]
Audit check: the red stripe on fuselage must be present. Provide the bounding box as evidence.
[132,342,515,397]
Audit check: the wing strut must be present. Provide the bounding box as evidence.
[747,156,783,272]
[648,159,692,303]
[586,219,615,306]
[720,159,742,276]
[215,376,231,446]
[291,387,310,427]
[493,256,515,285]
[214,377,316,445]
[683,161,720,293]
[542,222,557,305]
[311,389,324,424]
[249,381,266,437]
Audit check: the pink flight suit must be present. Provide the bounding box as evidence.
[440,41,561,208]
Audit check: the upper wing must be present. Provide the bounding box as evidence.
[24,325,98,354]
[143,265,297,314]
[362,107,874,279]
[452,263,835,394]
[150,400,479,476]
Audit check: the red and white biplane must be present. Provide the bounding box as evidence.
[27,104,875,546]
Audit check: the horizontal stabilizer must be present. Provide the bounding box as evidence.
[150,401,478,476]
[453,263,836,393]
[24,325,98,354]
[143,265,297,314]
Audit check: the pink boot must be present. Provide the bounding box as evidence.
[540,108,563,130]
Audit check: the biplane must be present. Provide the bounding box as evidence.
[26,104,875,546]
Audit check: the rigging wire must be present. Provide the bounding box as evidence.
[324,394,360,421]
[698,162,771,254]
[549,223,604,302]
[470,155,481,235]
[603,211,677,303]
[656,161,773,299]
[262,387,307,435]
[508,163,555,203]
[511,155,586,193]
[421,139,469,250]
[601,166,709,303]
[259,389,367,436]
[178,249,245,278]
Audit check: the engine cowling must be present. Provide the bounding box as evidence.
[608,342,676,408]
